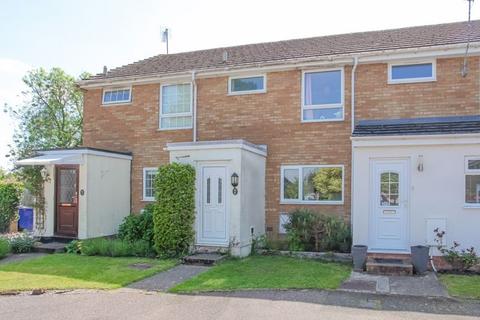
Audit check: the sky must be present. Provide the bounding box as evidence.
[0,0,478,170]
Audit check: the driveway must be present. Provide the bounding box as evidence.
[0,289,477,320]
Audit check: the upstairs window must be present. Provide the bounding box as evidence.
[102,88,131,105]
[465,157,480,207]
[229,75,266,94]
[302,69,344,122]
[160,83,192,130]
[143,168,158,201]
[281,165,344,204]
[388,61,435,84]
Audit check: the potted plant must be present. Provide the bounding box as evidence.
[352,245,368,271]
[411,245,430,274]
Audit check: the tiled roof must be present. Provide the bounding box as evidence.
[87,20,480,81]
[352,115,480,136]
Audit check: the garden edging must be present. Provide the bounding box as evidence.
[257,249,352,263]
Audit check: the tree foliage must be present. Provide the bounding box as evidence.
[153,163,196,257]
[312,167,342,200]
[0,182,21,233]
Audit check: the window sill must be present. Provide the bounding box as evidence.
[157,127,193,131]
[101,102,132,107]
[142,198,155,202]
[301,118,345,123]
[280,201,344,206]
[388,78,436,85]
[227,90,267,96]
[464,205,480,209]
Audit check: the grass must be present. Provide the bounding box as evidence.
[170,255,351,293]
[439,274,480,299]
[0,254,177,292]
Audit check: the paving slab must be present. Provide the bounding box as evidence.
[0,253,47,265]
[339,271,448,297]
[128,264,209,292]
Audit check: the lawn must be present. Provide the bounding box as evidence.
[170,255,351,293]
[0,254,177,292]
[439,274,480,299]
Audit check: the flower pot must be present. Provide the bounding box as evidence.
[411,245,429,274]
[352,245,368,271]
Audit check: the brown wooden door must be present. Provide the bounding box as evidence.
[55,165,79,237]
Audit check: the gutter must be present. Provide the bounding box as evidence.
[78,42,480,89]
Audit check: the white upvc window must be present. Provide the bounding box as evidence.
[228,75,266,95]
[102,87,132,105]
[465,157,480,207]
[143,168,158,201]
[301,68,344,122]
[280,165,344,204]
[388,60,436,84]
[159,83,193,130]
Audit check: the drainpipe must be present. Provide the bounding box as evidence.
[192,70,197,142]
[350,57,359,234]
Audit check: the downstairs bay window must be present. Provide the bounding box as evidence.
[281,165,344,204]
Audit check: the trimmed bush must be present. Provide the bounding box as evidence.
[0,238,10,259]
[153,163,195,257]
[283,209,352,253]
[118,204,154,246]
[8,233,35,253]
[0,182,21,233]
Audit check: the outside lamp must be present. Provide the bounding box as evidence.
[231,172,239,195]
[40,167,49,180]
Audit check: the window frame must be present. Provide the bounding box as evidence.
[228,74,267,95]
[464,156,480,208]
[280,164,344,205]
[142,167,158,202]
[388,60,436,84]
[102,86,132,105]
[301,68,345,123]
[159,82,193,131]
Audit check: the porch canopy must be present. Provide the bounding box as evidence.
[15,147,132,166]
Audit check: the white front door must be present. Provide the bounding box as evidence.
[370,159,409,251]
[199,166,228,245]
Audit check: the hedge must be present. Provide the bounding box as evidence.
[153,163,195,257]
[0,182,21,233]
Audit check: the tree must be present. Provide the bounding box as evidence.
[312,167,342,201]
[5,68,88,232]
[7,68,87,160]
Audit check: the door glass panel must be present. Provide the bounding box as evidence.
[59,169,76,204]
[380,172,399,206]
[218,178,222,204]
[206,178,211,204]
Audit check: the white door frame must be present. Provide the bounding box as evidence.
[368,158,410,253]
[196,162,230,246]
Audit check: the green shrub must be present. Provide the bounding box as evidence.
[8,233,35,253]
[80,238,111,256]
[109,240,133,257]
[283,209,351,253]
[0,182,21,233]
[153,163,195,257]
[132,240,156,258]
[65,240,81,254]
[118,204,154,246]
[0,238,10,258]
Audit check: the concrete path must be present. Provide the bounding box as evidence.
[1,289,478,320]
[128,264,209,292]
[0,253,47,265]
[339,271,449,297]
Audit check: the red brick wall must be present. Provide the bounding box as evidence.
[83,57,480,238]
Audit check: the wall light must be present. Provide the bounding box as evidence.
[417,155,424,172]
[231,172,239,195]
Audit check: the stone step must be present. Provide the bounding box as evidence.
[366,257,413,276]
[40,236,76,244]
[183,253,226,266]
[33,242,66,254]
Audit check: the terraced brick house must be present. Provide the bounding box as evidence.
[19,20,480,258]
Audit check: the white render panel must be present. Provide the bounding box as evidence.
[352,136,480,254]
